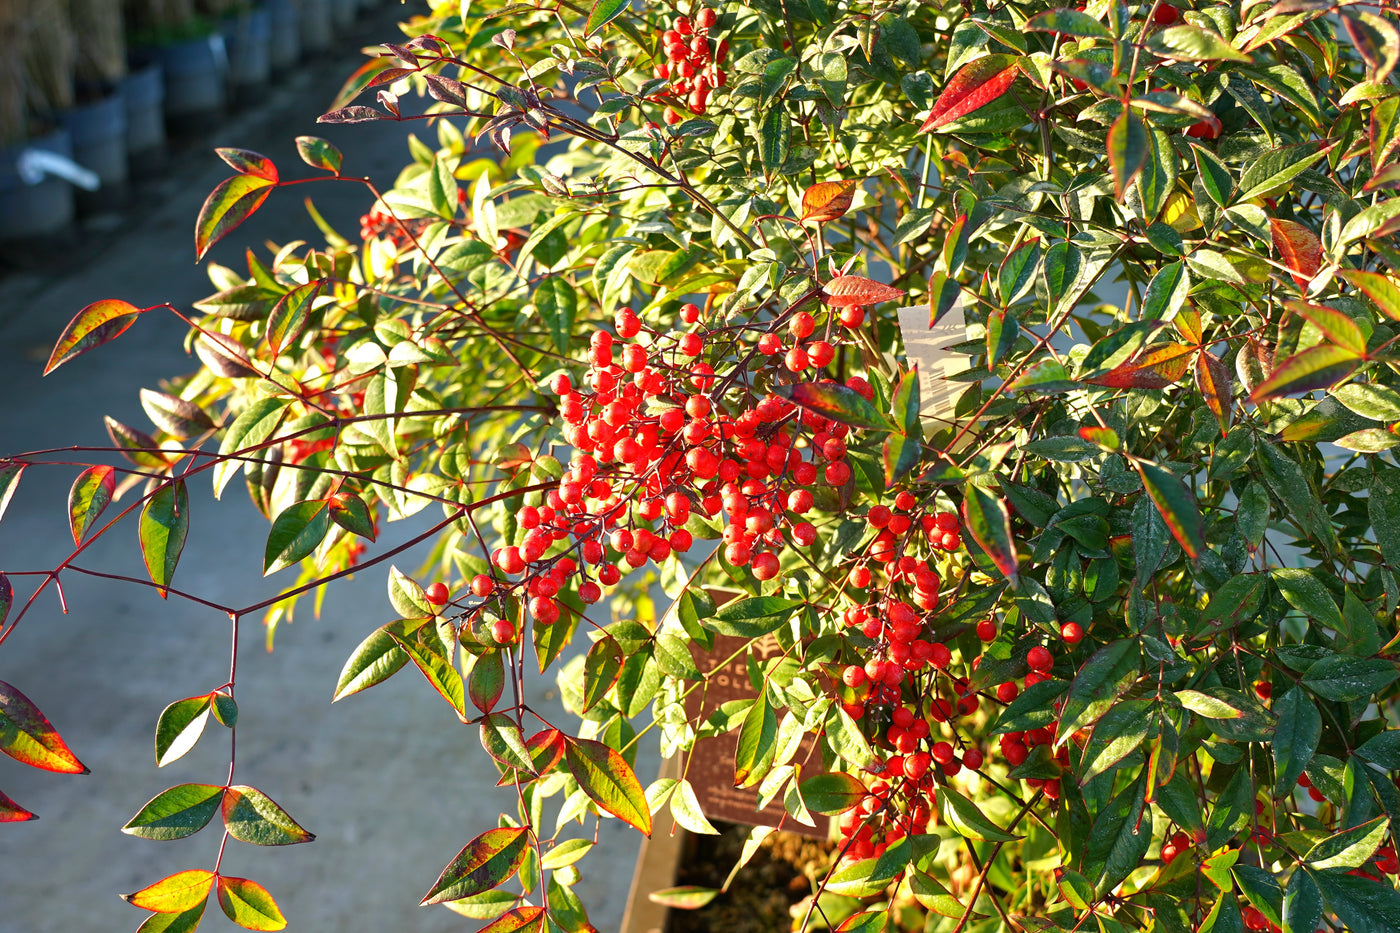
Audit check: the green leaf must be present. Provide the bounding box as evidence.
[1238,140,1335,201]
[221,785,314,846]
[1136,461,1205,560]
[1058,640,1140,740]
[140,481,190,597]
[421,827,531,904]
[653,633,701,679]
[67,464,115,546]
[1080,698,1152,782]
[998,237,1041,306]
[479,712,534,772]
[1107,110,1149,200]
[214,398,289,499]
[134,902,206,933]
[386,628,464,716]
[1272,686,1322,796]
[140,389,216,439]
[263,499,330,575]
[327,491,376,541]
[468,650,505,713]
[1306,816,1389,870]
[123,783,224,841]
[124,870,216,913]
[670,779,718,834]
[1283,868,1323,933]
[1313,865,1400,933]
[582,634,624,712]
[534,277,577,355]
[735,692,777,787]
[333,625,409,701]
[1249,344,1361,403]
[195,174,276,261]
[962,484,1018,582]
[388,566,434,619]
[1302,655,1397,702]
[1149,24,1252,61]
[1191,143,1234,206]
[210,691,237,728]
[0,461,22,529]
[938,786,1020,841]
[565,736,652,834]
[1287,300,1367,356]
[294,136,342,173]
[758,108,790,174]
[1271,568,1344,632]
[540,838,593,871]
[154,695,210,768]
[1086,774,1152,896]
[216,876,287,931]
[775,383,891,431]
[1141,261,1190,323]
[826,705,875,768]
[798,771,865,815]
[583,0,628,36]
[1339,270,1400,322]
[1025,9,1111,38]
[648,887,720,909]
[45,298,142,374]
[705,596,803,638]
[216,148,278,181]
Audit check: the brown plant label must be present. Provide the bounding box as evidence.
[895,292,970,429]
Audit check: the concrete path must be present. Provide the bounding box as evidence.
[0,9,643,930]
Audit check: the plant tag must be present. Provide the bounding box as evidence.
[895,292,971,429]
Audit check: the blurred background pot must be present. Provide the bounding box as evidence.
[222,3,271,107]
[119,61,164,173]
[0,128,77,240]
[67,0,130,211]
[299,0,332,56]
[264,0,300,72]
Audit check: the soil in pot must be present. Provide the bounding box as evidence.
[666,822,839,933]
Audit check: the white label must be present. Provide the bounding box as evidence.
[896,294,971,429]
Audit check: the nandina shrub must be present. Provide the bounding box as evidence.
[4,0,1400,931]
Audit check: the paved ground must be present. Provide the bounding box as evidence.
[0,8,644,931]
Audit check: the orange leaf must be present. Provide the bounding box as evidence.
[1195,350,1233,434]
[479,907,548,933]
[921,55,1020,131]
[1269,218,1322,289]
[0,680,88,774]
[216,876,287,931]
[45,299,143,375]
[124,869,215,913]
[1083,343,1194,389]
[195,175,276,261]
[801,180,858,223]
[821,275,906,308]
[1285,300,1367,356]
[0,787,37,822]
[215,148,278,183]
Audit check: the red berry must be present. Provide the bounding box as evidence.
[696,7,716,29]
[492,619,517,644]
[1061,622,1084,645]
[425,582,449,606]
[470,574,494,597]
[1186,118,1221,140]
[1152,3,1181,24]
[1027,646,1054,673]
[976,619,997,641]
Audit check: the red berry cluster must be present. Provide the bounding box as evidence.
[653,8,728,122]
[359,208,433,250]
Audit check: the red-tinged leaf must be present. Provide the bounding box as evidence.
[195,175,276,261]
[194,332,261,379]
[928,271,961,325]
[1083,343,1194,389]
[294,136,342,174]
[327,491,375,541]
[1286,300,1368,355]
[1249,344,1361,403]
[564,736,653,834]
[155,694,211,767]
[836,908,891,933]
[1108,109,1150,201]
[0,460,22,527]
[332,626,407,701]
[215,148,277,182]
[1339,269,1400,322]
[1136,462,1206,560]
[1365,163,1400,193]
[1270,218,1322,289]
[775,382,891,431]
[45,299,143,374]
[365,66,417,88]
[1079,425,1121,450]
[221,785,315,846]
[0,787,37,821]
[648,888,720,910]
[140,389,217,439]
[477,906,547,933]
[317,105,389,124]
[105,416,171,469]
[0,572,10,629]
[266,279,326,356]
[921,54,1020,131]
[0,680,88,774]
[122,783,224,840]
[68,464,115,546]
[962,484,1018,583]
[798,772,867,815]
[526,728,565,773]
[821,274,906,308]
[801,180,858,223]
[135,902,206,933]
[468,650,505,713]
[1196,351,1234,434]
[141,480,190,597]
[216,876,286,931]
[420,826,532,904]
[123,869,215,913]
[263,499,330,575]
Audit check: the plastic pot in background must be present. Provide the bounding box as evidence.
[154,33,228,134]
[60,89,128,213]
[331,0,355,33]
[223,5,271,107]
[120,61,165,173]
[299,0,333,55]
[265,0,301,72]
[0,128,77,240]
